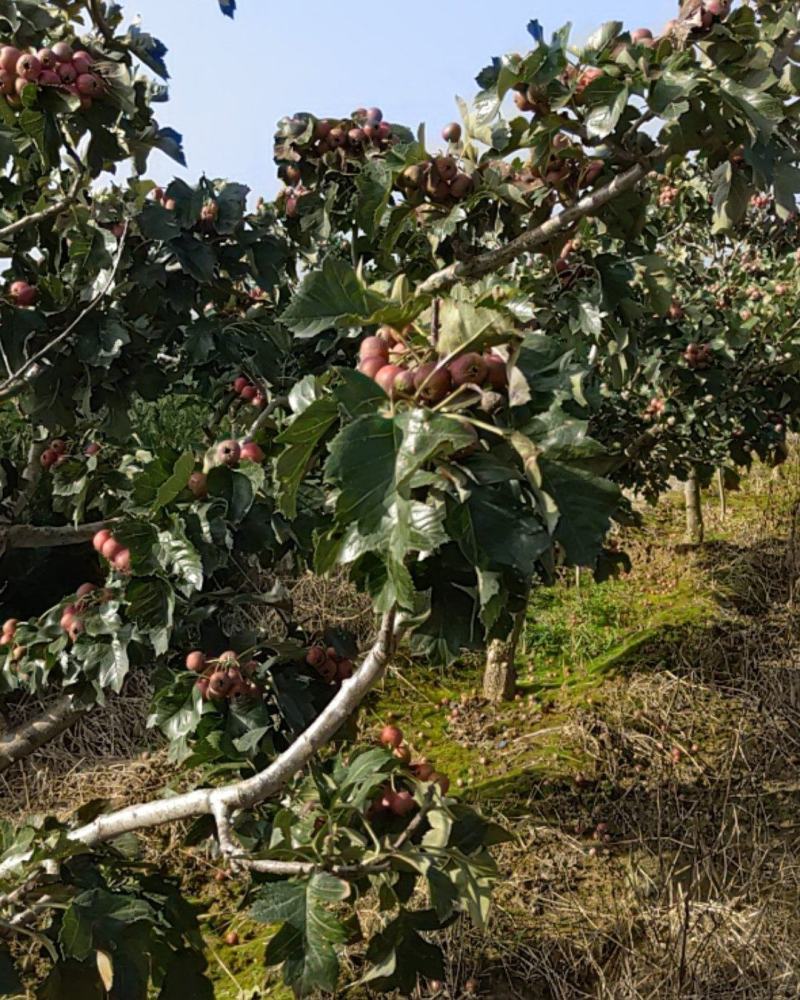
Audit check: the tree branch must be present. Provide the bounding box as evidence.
[0,521,107,551]
[0,695,87,775]
[0,223,128,402]
[0,174,84,246]
[5,440,46,524]
[417,159,654,296]
[0,610,400,875]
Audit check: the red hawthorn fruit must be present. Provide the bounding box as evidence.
[375,364,404,397]
[218,650,239,667]
[72,51,92,74]
[376,122,391,141]
[196,676,210,699]
[56,63,78,85]
[101,537,124,562]
[93,529,112,553]
[434,155,458,183]
[0,46,21,73]
[430,771,451,794]
[380,725,403,749]
[449,352,488,387]
[38,69,60,86]
[389,790,416,816]
[484,354,508,390]
[582,160,604,186]
[251,393,266,409]
[318,658,338,683]
[393,745,412,764]
[414,363,452,405]
[113,548,132,574]
[359,336,389,361]
[16,53,42,81]
[14,76,28,97]
[327,128,345,149]
[188,472,208,499]
[208,671,232,699]
[411,762,435,780]
[366,106,383,123]
[337,659,353,681]
[76,583,96,599]
[85,442,101,456]
[240,441,265,463]
[325,646,339,661]
[40,449,58,469]
[60,611,77,632]
[305,646,326,668]
[314,119,331,141]
[0,69,13,95]
[449,173,474,199]
[224,931,240,948]
[163,198,176,211]
[358,355,389,379]
[347,126,365,146]
[76,73,101,96]
[10,281,37,307]
[242,660,259,677]
[393,368,416,397]
[631,28,653,43]
[37,48,57,69]
[68,620,84,643]
[240,384,257,401]
[216,440,241,467]
[233,375,249,394]
[442,122,462,143]
[51,42,74,63]
[50,439,67,455]
[576,67,603,96]
[2,619,17,634]
[186,651,206,673]
[667,299,684,321]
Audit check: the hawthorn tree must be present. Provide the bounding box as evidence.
[1,0,800,996]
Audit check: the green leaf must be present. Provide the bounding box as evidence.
[535,459,621,566]
[360,910,445,994]
[280,257,386,337]
[154,452,196,511]
[206,466,255,524]
[275,398,339,518]
[584,79,629,139]
[253,874,350,996]
[355,159,393,239]
[126,578,175,632]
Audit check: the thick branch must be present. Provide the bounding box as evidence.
[33,610,397,857]
[0,521,107,551]
[417,160,652,295]
[0,175,84,245]
[0,696,86,775]
[0,224,128,402]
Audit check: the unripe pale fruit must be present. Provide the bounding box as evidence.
[76,73,101,96]
[485,354,508,390]
[380,725,403,749]
[389,789,416,816]
[10,281,37,307]
[0,47,21,73]
[359,336,389,361]
[240,441,265,463]
[40,449,58,469]
[306,646,326,668]
[449,352,488,387]
[72,51,92,74]
[101,537,124,562]
[358,356,387,379]
[93,529,112,552]
[37,48,57,69]
[216,440,241,467]
[16,54,41,81]
[442,122,462,143]
[414,363,452,405]
[113,548,131,573]
[52,42,74,63]
[186,651,206,672]
[375,364,403,397]
[188,472,208,498]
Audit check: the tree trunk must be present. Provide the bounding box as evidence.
[483,603,528,703]
[0,696,86,774]
[684,470,704,545]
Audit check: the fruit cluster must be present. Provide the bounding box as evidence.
[357,326,508,407]
[214,438,265,468]
[39,437,101,469]
[232,375,266,409]
[8,280,37,308]
[92,528,131,574]
[396,154,474,207]
[0,42,103,109]
[643,397,666,421]
[658,182,679,207]
[750,193,771,210]
[367,724,451,818]
[150,187,177,211]
[305,644,353,685]
[185,649,261,701]
[1,619,24,662]
[60,582,107,643]
[683,343,713,369]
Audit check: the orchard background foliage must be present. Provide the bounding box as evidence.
[0,0,799,996]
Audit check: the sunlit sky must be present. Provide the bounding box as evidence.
[127,0,679,197]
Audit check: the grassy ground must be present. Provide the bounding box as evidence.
[3,455,800,998]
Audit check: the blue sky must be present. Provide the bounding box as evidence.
[129,0,678,197]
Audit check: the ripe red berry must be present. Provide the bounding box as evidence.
[380,725,403,749]
[358,356,387,379]
[16,53,42,81]
[38,69,60,86]
[208,671,232,699]
[442,122,462,143]
[196,676,210,699]
[484,354,508,390]
[76,583,96,599]
[359,336,390,361]
[240,384,257,401]
[233,375,249,394]
[101,537,123,562]
[318,658,338,683]
[76,73,101,96]
[51,42,74,64]
[414,363,452,405]
[224,931,240,947]
[10,281,37,307]
[337,659,353,681]
[306,646,326,668]
[411,761,435,780]
[0,47,21,74]
[40,449,58,469]
[186,651,206,673]
[72,51,92,75]
[393,745,412,764]
[216,440,241,467]
[430,772,450,794]
[68,619,85,643]
[113,548,132,574]
[240,441,265,464]
[449,353,488,387]
[389,789,416,816]
[85,442,101,457]
[375,364,404,397]
[188,472,208,499]
[37,48,57,69]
